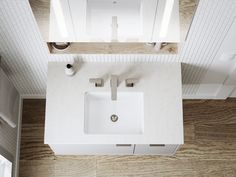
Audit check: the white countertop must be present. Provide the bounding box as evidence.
[45,62,183,145]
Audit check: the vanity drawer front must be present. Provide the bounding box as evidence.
[134,144,179,155]
[50,144,134,155]
[113,144,134,154]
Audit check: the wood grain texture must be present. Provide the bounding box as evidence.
[19,99,236,177]
[48,42,178,54]
[29,0,50,41]
[180,0,198,40]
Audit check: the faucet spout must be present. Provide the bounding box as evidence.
[110,75,118,101]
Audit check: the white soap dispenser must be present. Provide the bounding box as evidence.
[65,64,75,76]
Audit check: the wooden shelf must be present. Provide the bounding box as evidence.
[47,42,178,54]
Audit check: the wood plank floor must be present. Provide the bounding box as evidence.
[19,99,236,177]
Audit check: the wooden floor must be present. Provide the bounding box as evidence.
[19,99,236,177]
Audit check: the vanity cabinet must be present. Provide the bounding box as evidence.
[134,144,180,155]
[50,144,134,155]
[45,63,183,156]
[49,144,180,155]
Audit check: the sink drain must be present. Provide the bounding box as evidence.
[110,114,118,122]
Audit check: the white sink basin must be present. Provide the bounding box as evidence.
[84,92,144,134]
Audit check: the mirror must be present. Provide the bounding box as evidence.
[49,0,180,43]
[29,0,198,54]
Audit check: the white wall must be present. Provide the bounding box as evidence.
[230,88,236,97]
[0,0,236,98]
[184,17,236,99]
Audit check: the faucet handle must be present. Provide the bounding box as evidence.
[125,78,138,87]
[89,78,104,87]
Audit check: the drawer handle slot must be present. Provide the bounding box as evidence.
[149,144,165,147]
[116,144,132,147]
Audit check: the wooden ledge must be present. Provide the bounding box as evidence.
[47,42,178,54]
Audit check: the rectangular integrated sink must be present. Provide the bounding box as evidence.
[84,92,144,134]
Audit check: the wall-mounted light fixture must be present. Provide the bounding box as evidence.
[52,0,68,38]
[159,0,175,38]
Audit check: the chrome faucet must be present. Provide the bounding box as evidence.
[110,75,118,101]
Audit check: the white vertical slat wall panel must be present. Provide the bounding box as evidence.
[0,0,236,96]
[0,123,17,157]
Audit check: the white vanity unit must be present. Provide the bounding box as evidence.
[45,63,183,155]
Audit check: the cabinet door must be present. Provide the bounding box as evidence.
[50,144,134,155]
[134,144,179,155]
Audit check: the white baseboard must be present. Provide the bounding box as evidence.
[20,94,46,99]
[182,95,220,99]
[183,84,236,100]
[14,97,23,177]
